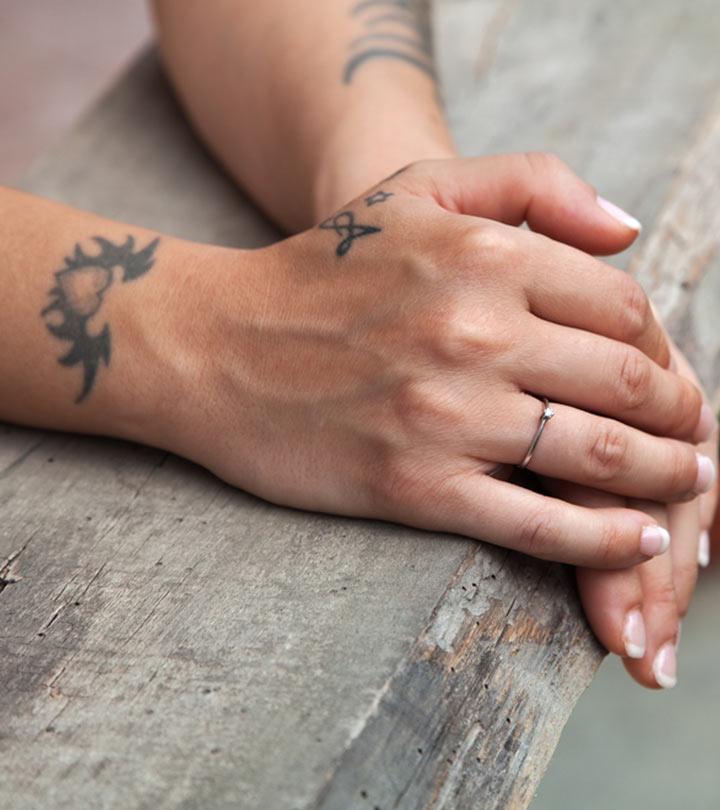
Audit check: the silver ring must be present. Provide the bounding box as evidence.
[519,397,555,469]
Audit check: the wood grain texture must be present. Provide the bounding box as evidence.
[3,2,720,808]
[630,92,720,397]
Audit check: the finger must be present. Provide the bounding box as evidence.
[623,501,680,690]
[541,479,648,660]
[515,317,703,440]
[697,424,719,532]
[506,226,670,368]
[666,338,718,557]
[404,152,641,254]
[578,566,647,661]
[493,396,714,503]
[668,498,700,616]
[394,463,670,567]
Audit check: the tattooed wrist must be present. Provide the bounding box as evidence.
[41,235,159,403]
[343,0,435,84]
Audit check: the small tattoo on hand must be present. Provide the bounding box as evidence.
[41,235,159,403]
[319,211,382,257]
[365,190,394,206]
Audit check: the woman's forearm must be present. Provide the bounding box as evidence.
[0,186,231,446]
[151,0,456,231]
[0,160,708,579]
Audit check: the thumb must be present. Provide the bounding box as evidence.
[408,152,642,255]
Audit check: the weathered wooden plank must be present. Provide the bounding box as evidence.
[2,2,720,809]
[438,0,720,255]
[631,93,720,396]
[312,549,598,810]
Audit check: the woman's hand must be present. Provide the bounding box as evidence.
[551,340,718,689]
[158,154,714,568]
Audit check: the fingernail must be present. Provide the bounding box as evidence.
[622,609,646,659]
[652,642,678,689]
[596,196,642,232]
[640,525,671,556]
[694,453,716,494]
[699,530,711,568]
[695,403,717,442]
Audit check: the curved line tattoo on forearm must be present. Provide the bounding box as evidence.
[343,48,435,83]
[41,235,159,403]
[343,0,435,84]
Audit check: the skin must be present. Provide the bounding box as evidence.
[0,163,714,654]
[149,0,718,688]
[553,343,719,689]
[151,0,719,687]
[0,1,713,691]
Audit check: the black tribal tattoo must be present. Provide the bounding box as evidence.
[344,0,435,84]
[41,235,159,403]
[319,211,382,256]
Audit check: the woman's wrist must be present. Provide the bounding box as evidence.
[100,240,243,451]
[136,242,279,476]
[311,107,457,222]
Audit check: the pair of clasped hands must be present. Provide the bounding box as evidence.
[186,153,717,690]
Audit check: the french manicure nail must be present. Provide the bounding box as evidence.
[622,609,646,659]
[699,530,711,568]
[596,196,642,232]
[640,525,671,556]
[652,642,678,689]
[695,403,717,443]
[695,453,716,494]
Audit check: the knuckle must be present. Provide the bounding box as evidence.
[586,423,630,482]
[615,347,652,411]
[650,579,678,613]
[616,275,651,342]
[593,520,623,566]
[428,306,480,363]
[663,379,703,438]
[418,298,513,367]
[670,380,703,436]
[516,507,557,557]
[462,223,520,266]
[665,444,697,498]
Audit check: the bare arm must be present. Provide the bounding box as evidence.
[151,0,456,231]
[0,187,236,446]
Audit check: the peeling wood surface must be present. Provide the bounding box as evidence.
[4,2,720,809]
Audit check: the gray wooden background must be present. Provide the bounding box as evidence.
[2,1,720,808]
